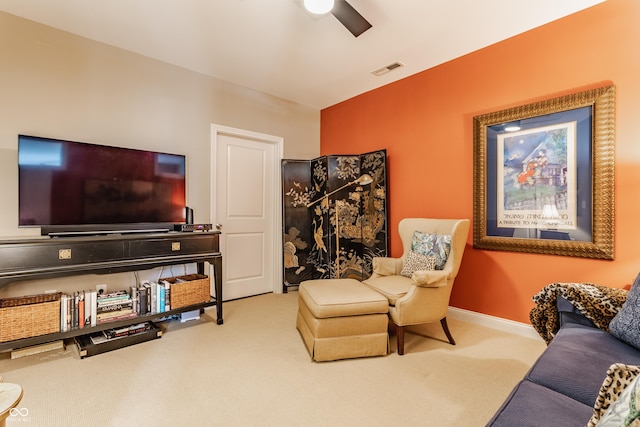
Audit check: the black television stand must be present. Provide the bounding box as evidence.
[0,231,222,352]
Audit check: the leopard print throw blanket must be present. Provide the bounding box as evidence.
[530,282,628,344]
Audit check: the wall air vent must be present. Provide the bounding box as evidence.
[371,61,404,76]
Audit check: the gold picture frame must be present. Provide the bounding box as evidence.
[473,85,615,259]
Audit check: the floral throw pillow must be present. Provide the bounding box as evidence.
[411,231,451,270]
[400,250,437,278]
[588,363,640,427]
[595,373,640,426]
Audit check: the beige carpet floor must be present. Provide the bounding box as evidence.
[0,291,545,426]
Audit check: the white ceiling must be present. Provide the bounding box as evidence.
[0,0,605,109]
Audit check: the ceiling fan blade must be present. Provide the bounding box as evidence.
[331,0,372,37]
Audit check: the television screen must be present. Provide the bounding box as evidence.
[18,135,186,234]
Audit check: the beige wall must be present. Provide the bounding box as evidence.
[0,12,319,296]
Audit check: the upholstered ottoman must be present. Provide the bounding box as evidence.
[296,279,389,362]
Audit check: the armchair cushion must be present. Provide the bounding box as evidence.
[400,250,436,277]
[411,231,451,270]
[362,275,412,306]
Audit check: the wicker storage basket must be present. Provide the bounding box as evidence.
[0,292,62,342]
[163,274,210,309]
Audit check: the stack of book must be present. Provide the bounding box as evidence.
[131,281,171,315]
[89,322,153,345]
[96,290,136,324]
[61,290,98,332]
[60,278,185,332]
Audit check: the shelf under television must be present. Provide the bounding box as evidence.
[0,298,217,352]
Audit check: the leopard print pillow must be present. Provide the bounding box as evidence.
[587,363,640,427]
[400,250,437,277]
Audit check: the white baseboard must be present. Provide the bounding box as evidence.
[448,306,543,341]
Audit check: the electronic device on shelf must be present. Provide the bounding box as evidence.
[17,134,187,236]
[174,224,213,232]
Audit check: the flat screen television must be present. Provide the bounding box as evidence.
[18,135,186,236]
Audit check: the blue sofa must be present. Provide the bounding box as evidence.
[487,297,640,427]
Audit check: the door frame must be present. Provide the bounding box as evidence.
[210,124,284,295]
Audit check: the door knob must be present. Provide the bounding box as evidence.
[216,223,223,230]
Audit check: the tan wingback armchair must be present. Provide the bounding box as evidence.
[363,218,470,355]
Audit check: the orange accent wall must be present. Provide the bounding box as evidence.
[320,0,640,323]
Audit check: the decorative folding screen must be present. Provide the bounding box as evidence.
[282,150,388,290]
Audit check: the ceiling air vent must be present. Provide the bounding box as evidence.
[371,61,404,77]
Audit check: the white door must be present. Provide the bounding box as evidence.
[211,125,283,301]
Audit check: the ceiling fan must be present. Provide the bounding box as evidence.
[304,0,372,37]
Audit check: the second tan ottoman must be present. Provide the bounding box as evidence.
[296,278,389,362]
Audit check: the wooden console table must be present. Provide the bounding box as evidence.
[0,231,222,352]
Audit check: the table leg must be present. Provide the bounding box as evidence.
[212,256,223,325]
